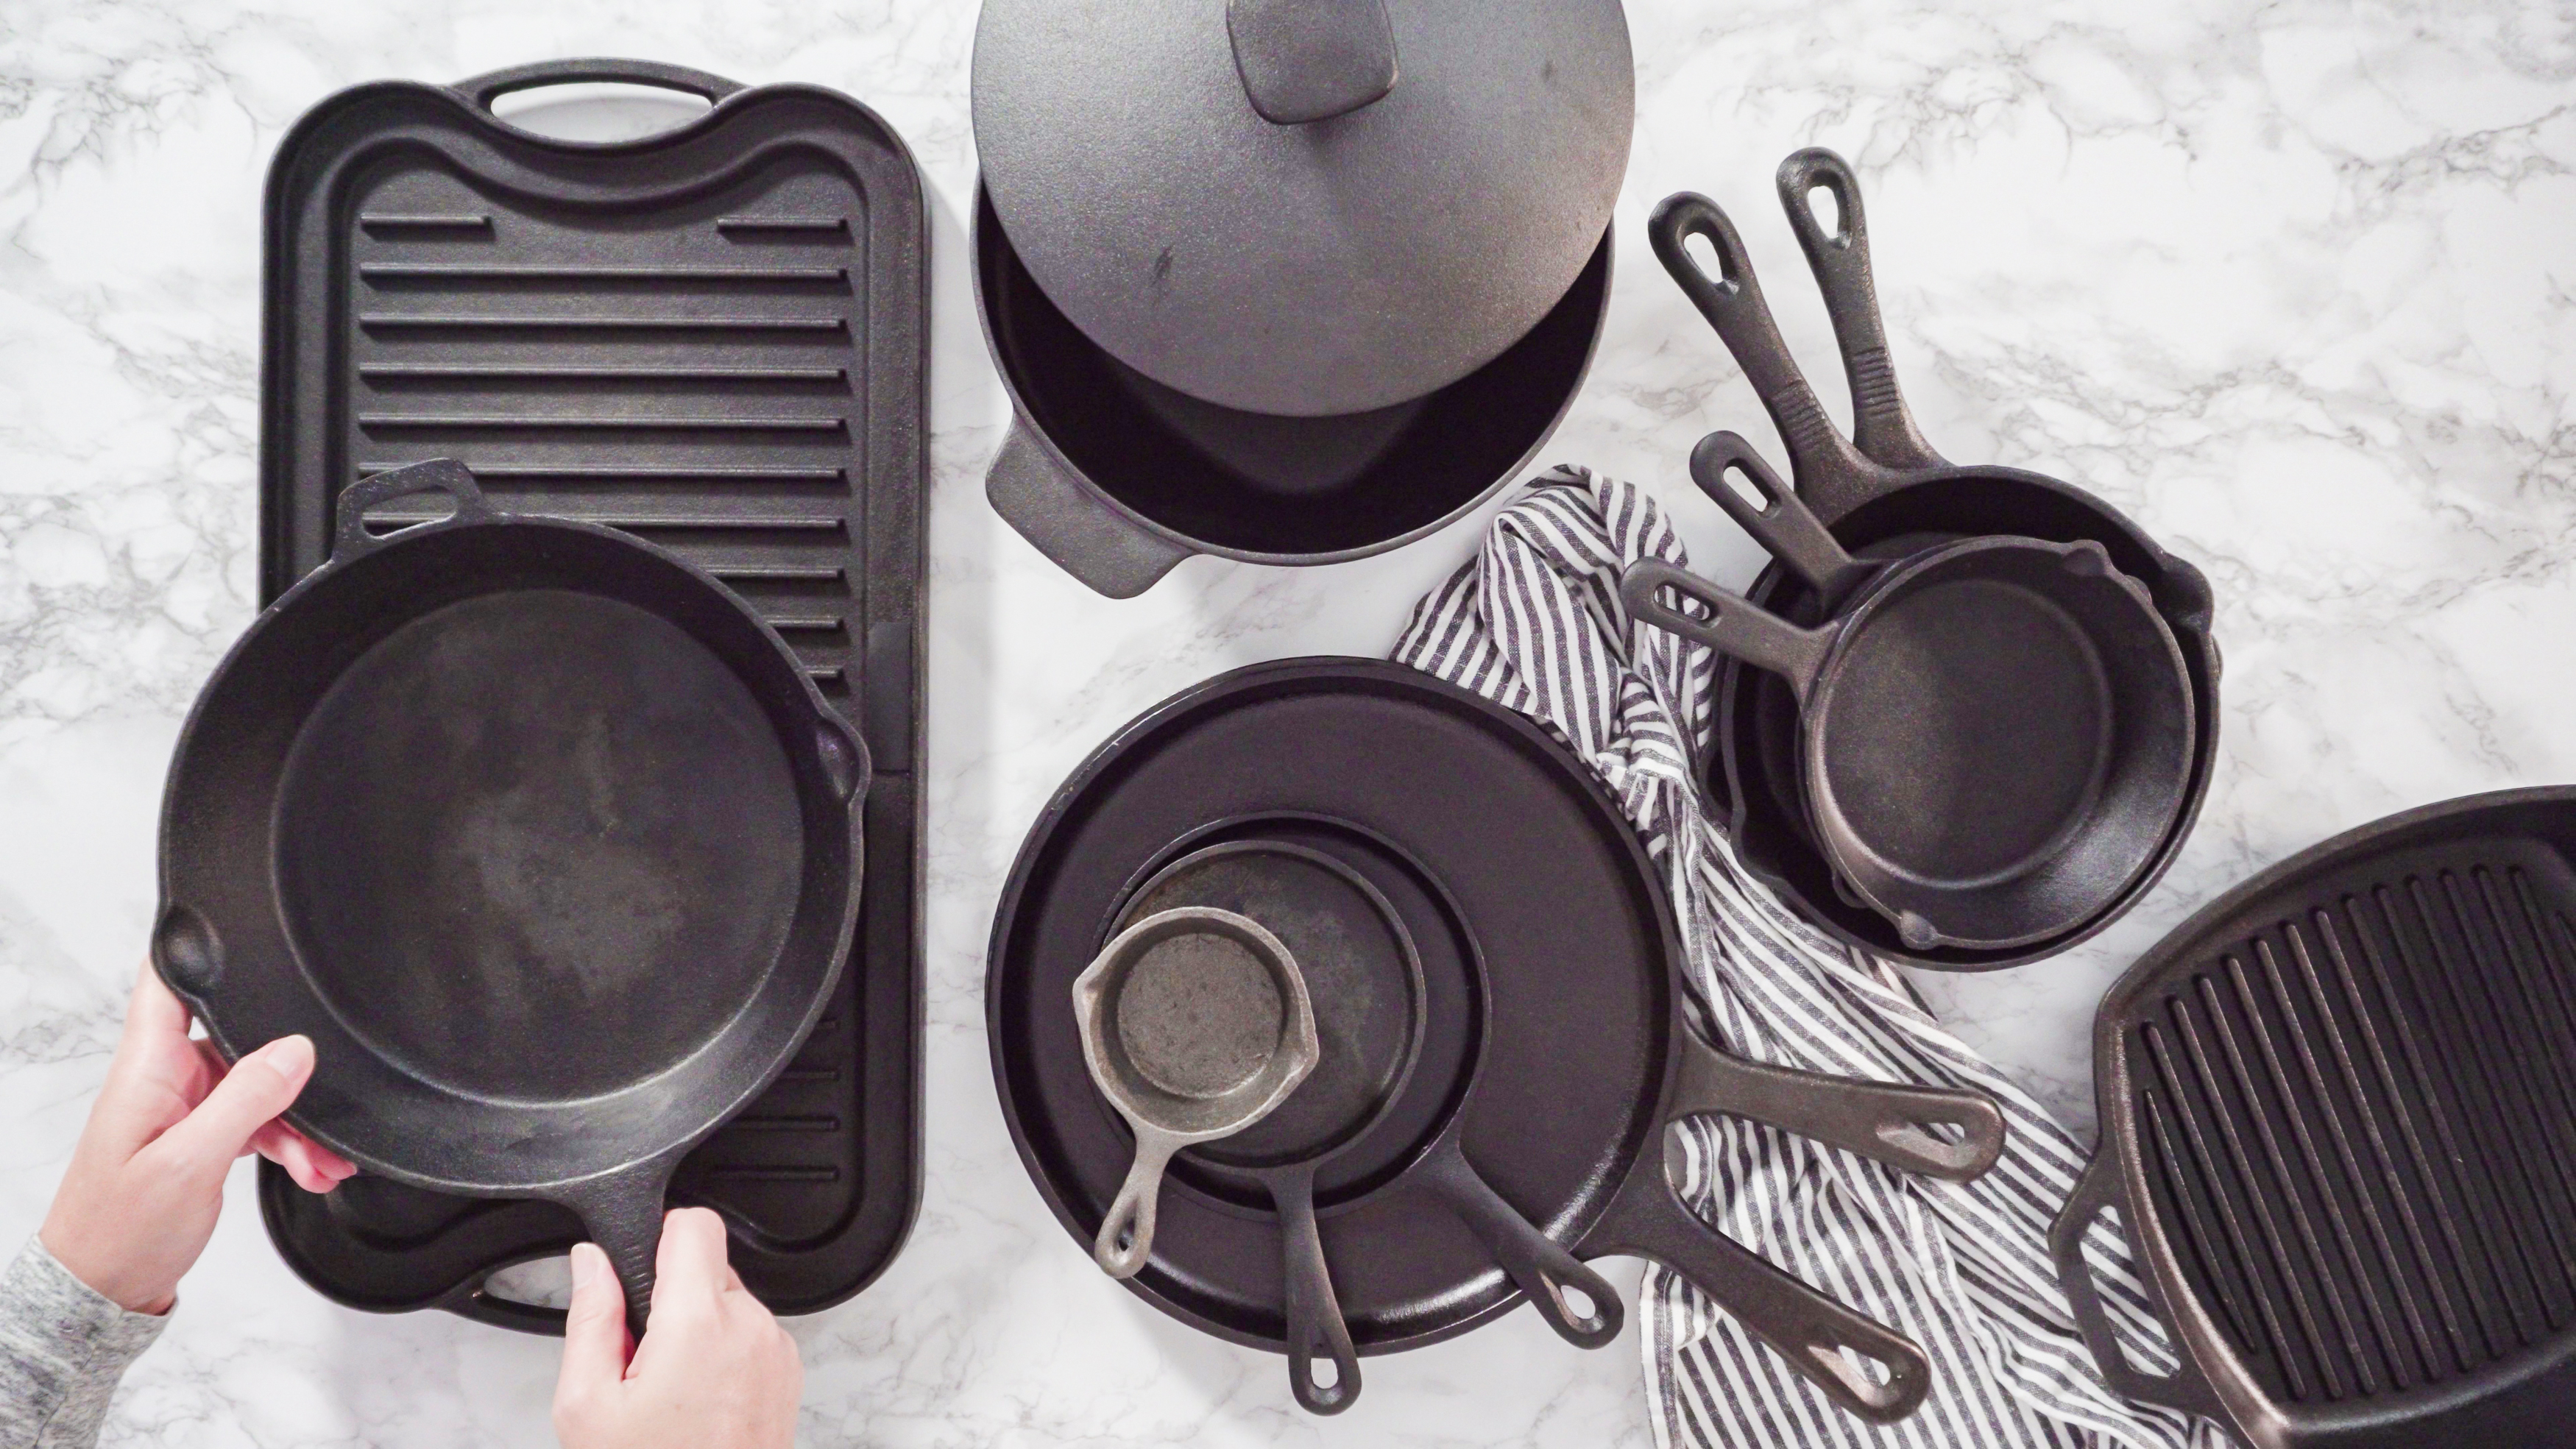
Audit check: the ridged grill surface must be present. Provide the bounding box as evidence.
[2129,839,2576,1406]
[346,162,866,717]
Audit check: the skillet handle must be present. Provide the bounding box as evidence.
[1669,1025,2006,1183]
[1094,1127,1182,1279]
[1621,559,1833,703]
[2050,1151,2229,1423]
[454,59,746,110]
[1415,1124,1623,1349]
[1273,1166,1363,1414]
[553,1160,678,1342]
[1587,1170,1930,1423]
[1647,193,1893,525]
[331,458,492,562]
[1688,431,1876,607]
[1775,149,1948,475]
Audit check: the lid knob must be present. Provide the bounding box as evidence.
[1227,0,1398,125]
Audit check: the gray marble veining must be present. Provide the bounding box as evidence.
[1,1,2570,1443]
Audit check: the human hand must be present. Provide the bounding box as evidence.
[40,960,358,1314]
[554,1208,802,1449]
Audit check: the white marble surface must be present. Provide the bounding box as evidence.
[1,0,2572,1443]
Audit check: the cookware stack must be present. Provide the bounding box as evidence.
[232,61,929,1330]
[1623,152,2222,970]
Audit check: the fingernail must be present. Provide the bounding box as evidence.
[260,1035,316,1079]
[570,1244,603,1290]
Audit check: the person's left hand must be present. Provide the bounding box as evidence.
[40,960,358,1314]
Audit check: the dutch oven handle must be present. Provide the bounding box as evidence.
[331,458,495,562]
[2050,1152,2230,1424]
[1648,192,1901,526]
[454,59,746,112]
[1774,149,1949,476]
[986,420,1194,598]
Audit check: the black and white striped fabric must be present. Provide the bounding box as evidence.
[1392,467,2230,1449]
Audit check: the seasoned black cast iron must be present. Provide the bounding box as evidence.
[1658,149,2221,968]
[2054,787,2576,1448]
[158,460,868,1334]
[988,659,2007,1420]
[977,192,1610,597]
[1624,433,2195,951]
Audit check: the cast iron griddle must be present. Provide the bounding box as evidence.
[2056,787,2576,1448]
[250,59,925,1331]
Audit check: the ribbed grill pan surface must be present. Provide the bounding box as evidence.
[2060,787,2576,1449]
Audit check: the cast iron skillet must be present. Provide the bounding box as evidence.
[988,659,2006,1422]
[1661,149,2221,968]
[156,459,868,1333]
[1627,432,2196,951]
[2053,787,2576,1448]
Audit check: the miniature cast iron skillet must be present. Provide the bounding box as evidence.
[2054,787,2576,1448]
[1626,432,2196,951]
[988,659,2006,1422]
[1658,149,2221,968]
[156,459,867,1334]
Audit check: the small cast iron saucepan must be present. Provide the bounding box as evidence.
[1075,907,1320,1280]
[1653,150,2221,965]
[155,458,868,1336]
[1624,433,2195,951]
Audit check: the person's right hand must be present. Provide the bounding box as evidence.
[553,1208,802,1449]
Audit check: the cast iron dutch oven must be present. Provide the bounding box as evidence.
[972,0,1632,595]
[155,459,868,1333]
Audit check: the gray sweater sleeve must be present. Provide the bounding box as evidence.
[0,1239,167,1449]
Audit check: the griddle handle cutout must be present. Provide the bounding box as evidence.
[2049,1152,2228,1423]
[1586,1175,1929,1423]
[1774,149,1949,476]
[1688,431,1877,609]
[1416,1127,1623,1349]
[1621,560,1834,704]
[1274,1167,1362,1415]
[1094,1128,1183,1279]
[556,1161,679,1342]
[1670,1030,2007,1183]
[454,59,746,112]
[986,420,1192,599]
[330,458,490,562]
[1646,192,1894,525]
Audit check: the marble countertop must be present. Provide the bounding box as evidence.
[2,0,2571,1443]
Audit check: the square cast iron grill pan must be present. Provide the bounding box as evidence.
[2056,787,2576,1447]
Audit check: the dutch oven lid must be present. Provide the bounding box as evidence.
[972,0,1634,417]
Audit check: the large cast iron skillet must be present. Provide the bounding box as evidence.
[155,459,868,1332]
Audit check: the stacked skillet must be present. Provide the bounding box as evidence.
[1623,151,2221,969]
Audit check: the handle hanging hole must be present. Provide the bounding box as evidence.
[1680,230,1725,286]
[1652,581,1716,626]
[1306,1351,1338,1391]
[1717,462,1772,516]
[1555,1281,1600,1327]
[1847,1346,1893,1386]
[1808,184,1845,241]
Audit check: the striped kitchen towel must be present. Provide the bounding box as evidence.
[1393,466,2230,1449]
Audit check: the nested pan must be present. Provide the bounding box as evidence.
[2053,787,2576,1448]
[1654,150,2221,966]
[156,459,868,1334]
[987,659,2008,1423]
[1625,433,2195,951]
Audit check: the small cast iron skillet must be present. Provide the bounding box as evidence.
[1657,149,2221,968]
[155,459,867,1335]
[1626,432,2196,952]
